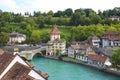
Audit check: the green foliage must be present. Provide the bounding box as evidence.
[0,7,120,44]
[41,50,46,55]
[0,32,9,44]
[56,49,60,56]
[31,30,41,43]
[111,48,120,67]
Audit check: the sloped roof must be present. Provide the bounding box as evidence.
[51,25,60,35]
[110,15,120,18]
[71,43,90,50]
[0,52,15,75]
[88,54,107,63]
[0,49,4,56]
[87,35,100,44]
[10,32,26,38]
[102,31,120,41]
[0,50,48,80]
[1,62,34,80]
[88,35,99,40]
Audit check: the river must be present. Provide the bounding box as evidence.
[32,56,120,80]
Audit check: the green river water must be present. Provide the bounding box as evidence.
[32,56,120,80]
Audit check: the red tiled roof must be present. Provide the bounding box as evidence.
[51,25,60,35]
[88,35,99,40]
[1,62,33,80]
[88,54,107,63]
[102,31,120,41]
[0,49,4,56]
[71,43,89,50]
[87,35,100,44]
[42,73,49,79]
[110,16,120,18]
[0,52,15,75]
[0,50,48,80]
[88,51,96,55]
[71,41,77,45]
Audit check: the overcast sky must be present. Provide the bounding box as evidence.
[0,0,120,14]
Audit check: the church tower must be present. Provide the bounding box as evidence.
[50,25,61,41]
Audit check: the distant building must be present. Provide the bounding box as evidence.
[110,16,120,21]
[87,35,101,47]
[101,31,120,47]
[68,41,92,62]
[46,25,66,55]
[0,49,49,80]
[9,32,26,44]
[88,53,111,67]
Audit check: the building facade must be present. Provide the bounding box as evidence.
[88,54,111,67]
[68,41,92,62]
[110,16,120,21]
[102,31,120,47]
[9,32,26,44]
[87,35,101,47]
[46,25,66,56]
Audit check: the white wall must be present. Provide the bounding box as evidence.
[29,70,45,80]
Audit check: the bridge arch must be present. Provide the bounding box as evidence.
[32,52,43,58]
[19,48,45,60]
[30,52,43,60]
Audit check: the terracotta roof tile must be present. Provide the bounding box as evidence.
[0,49,4,56]
[88,54,107,63]
[71,43,89,50]
[102,31,120,41]
[51,25,60,35]
[1,62,32,80]
[42,73,49,79]
[25,75,35,80]
[0,52,15,75]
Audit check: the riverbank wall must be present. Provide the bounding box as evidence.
[44,56,120,77]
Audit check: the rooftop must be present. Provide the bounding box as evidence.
[0,49,48,80]
[10,32,26,38]
[51,25,60,35]
[71,43,90,50]
[0,52,15,75]
[102,31,120,41]
[88,54,107,63]
[2,62,32,80]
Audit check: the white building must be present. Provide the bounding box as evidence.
[102,31,120,48]
[68,42,92,62]
[0,49,48,80]
[9,32,26,44]
[46,25,66,55]
[110,16,120,21]
[87,35,100,47]
[88,53,112,67]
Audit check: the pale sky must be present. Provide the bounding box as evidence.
[0,0,120,14]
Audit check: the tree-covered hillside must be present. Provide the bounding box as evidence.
[0,7,120,44]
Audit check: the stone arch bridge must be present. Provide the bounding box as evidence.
[18,48,45,60]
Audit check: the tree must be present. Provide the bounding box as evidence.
[0,32,9,44]
[36,15,45,28]
[56,49,60,56]
[111,48,120,68]
[47,10,54,16]
[63,8,73,17]
[70,12,81,26]
[54,10,63,17]
[13,13,24,23]
[31,30,41,43]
